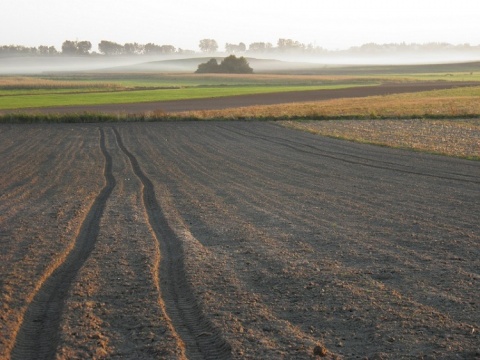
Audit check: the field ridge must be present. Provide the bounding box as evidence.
[9,128,116,360]
[112,128,232,359]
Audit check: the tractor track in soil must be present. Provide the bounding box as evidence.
[9,128,116,360]
[112,127,232,360]
[8,126,232,360]
[1,121,479,359]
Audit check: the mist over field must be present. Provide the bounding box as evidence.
[1,51,480,75]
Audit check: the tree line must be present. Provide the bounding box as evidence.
[1,39,480,57]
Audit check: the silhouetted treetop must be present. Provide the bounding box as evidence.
[196,55,253,74]
[61,40,91,55]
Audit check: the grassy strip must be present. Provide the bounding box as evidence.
[0,84,367,110]
[1,86,479,123]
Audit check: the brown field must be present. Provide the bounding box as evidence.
[0,77,117,90]
[170,86,480,121]
[281,119,480,160]
[1,122,479,359]
[1,81,477,116]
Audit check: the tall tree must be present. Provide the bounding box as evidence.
[61,40,77,55]
[124,42,144,55]
[160,45,176,54]
[225,42,246,53]
[144,43,162,54]
[61,40,91,55]
[199,39,218,53]
[76,41,92,55]
[98,40,125,55]
[38,45,58,55]
[277,38,305,52]
[248,42,273,53]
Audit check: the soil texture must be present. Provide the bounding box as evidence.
[1,122,479,359]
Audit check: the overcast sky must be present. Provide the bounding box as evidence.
[1,0,479,51]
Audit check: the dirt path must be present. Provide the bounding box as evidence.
[1,122,479,359]
[1,81,478,115]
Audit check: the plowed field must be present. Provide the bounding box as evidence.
[1,122,479,359]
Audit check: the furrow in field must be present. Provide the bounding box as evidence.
[119,122,479,358]
[112,127,232,360]
[0,133,83,229]
[55,127,183,359]
[217,123,480,184]
[9,128,115,360]
[0,126,103,358]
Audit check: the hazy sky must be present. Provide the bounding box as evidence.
[2,0,479,51]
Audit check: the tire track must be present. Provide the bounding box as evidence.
[112,127,232,360]
[9,128,115,360]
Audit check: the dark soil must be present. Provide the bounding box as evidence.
[1,122,479,359]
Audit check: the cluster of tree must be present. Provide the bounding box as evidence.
[196,55,253,74]
[242,39,480,56]
[97,40,191,55]
[0,45,58,56]
[345,42,480,55]
[2,38,480,57]
[225,42,246,53]
[199,39,219,53]
[61,40,92,55]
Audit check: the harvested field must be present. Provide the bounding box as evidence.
[1,122,479,359]
[282,119,480,160]
[1,81,477,115]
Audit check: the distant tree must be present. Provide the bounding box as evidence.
[38,45,57,55]
[177,48,196,55]
[124,42,143,55]
[61,40,77,55]
[199,39,218,53]
[144,43,163,54]
[220,55,253,73]
[225,42,246,53]
[0,45,39,56]
[76,41,92,55]
[277,38,305,52]
[248,42,273,53]
[160,45,176,54]
[196,58,221,73]
[61,40,91,55]
[98,40,125,55]
[196,55,253,74]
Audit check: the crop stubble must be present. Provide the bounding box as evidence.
[0,122,479,359]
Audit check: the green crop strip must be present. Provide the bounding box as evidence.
[0,84,371,110]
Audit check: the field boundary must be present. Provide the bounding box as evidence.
[1,81,478,120]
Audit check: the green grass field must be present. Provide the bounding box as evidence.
[0,84,372,110]
[0,61,479,115]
